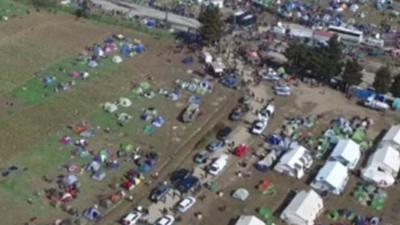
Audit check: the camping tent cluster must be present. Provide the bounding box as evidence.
[43,34,145,95]
[362,125,400,187]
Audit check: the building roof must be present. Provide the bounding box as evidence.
[382,125,400,146]
[280,144,309,168]
[314,161,348,191]
[368,144,400,174]
[281,190,323,223]
[330,139,361,169]
[235,215,265,225]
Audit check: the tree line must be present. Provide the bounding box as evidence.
[285,38,400,97]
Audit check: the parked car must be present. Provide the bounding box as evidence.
[171,168,191,185]
[208,154,229,175]
[194,150,210,164]
[207,140,225,152]
[122,211,142,225]
[229,107,244,121]
[154,215,175,225]
[217,126,232,140]
[150,182,171,202]
[251,119,268,135]
[176,196,197,213]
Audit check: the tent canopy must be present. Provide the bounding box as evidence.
[382,125,400,146]
[235,215,265,225]
[281,190,323,224]
[233,188,250,201]
[329,139,361,169]
[313,161,349,193]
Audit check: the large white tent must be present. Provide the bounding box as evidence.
[381,125,400,149]
[235,215,265,225]
[274,144,313,179]
[362,144,400,187]
[311,161,349,195]
[280,190,323,225]
[329,139,361,170]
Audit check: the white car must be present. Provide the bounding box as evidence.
[208,154,229,175]
[122,211,142,225]
[154,215,175,225]
[177,196,196,213]
[251,119,268,135]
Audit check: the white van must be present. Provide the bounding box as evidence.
[208,154,229,175]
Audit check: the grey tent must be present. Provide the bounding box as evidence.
[232,188,250,201]
[62,175,78,187]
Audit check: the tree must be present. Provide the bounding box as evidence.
[343,59,363,88]
[315,37,344,82]
[198,6,223,46]
[32,0,57,8]
[75,0,90,18]
[391,74,400,97]
[373,66,391,94]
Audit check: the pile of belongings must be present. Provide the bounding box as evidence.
[352,182,387,210]
[175,78,212,95]
[136,152,159,174]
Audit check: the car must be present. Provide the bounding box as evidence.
[150,182,171,202]
[122,211,142,225]
[176,196,196,213]
[229,107,244,121]
[207,140,225,152]
[217,126,232,140]
[170,168,191,185]
[176,175,200,193]
[251,119,268,135]
[154,215,175,225]
[208,154,229,175]
[194,150,210,164]
[239,95,252,106]
[234,144,249,157]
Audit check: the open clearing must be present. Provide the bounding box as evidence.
[0,11,234,225]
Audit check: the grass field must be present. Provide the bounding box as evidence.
[0,9,234,225]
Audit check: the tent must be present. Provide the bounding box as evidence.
[392,98,400,110]
[274,144,313,179]
[112,55,123,64]
[235,215,265,225]
[362,144,400,187]
[311,161,349,195]
[118,97,132,107]
[280,190,323,225]
[83,207,102,221]
[104,102,118,113]
[235,144,249,157]
[62,175,78,187]
[329,139,361,170]
[381,125,400,148]
[233,188,250,201]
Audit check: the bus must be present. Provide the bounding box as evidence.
[328,25,363,44]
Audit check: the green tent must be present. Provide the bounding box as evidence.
[352,129,365,143]
[258,207,272,220]
[144,125,156,135]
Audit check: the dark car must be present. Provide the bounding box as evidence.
[150,182,171,202]
[229,107,244,121]
[171,168,191,185]
[217,126,232,140]
[176,175,200,193]
[194,150,210,164]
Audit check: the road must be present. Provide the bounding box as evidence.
[91,0,201,30]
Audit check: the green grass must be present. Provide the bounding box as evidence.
[11,53,128,104]
[0,0,29,18]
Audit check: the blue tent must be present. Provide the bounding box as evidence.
[392,98,400,110]
[134,44,145,53]
[83,207,102,221]
[267,134,282,145]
